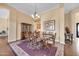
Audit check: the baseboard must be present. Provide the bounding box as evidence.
[60,41,65,45]
[55,40,65,45]
[55,39,60,42]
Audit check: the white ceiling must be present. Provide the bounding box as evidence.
[7,3,79,15]
[64,3,79,13]
[8,3,59,15]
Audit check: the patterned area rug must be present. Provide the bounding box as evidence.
[9,40,64,56]
[17,41,57,56]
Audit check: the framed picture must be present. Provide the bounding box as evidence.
[43,20,55,31]
[76,23,79,37]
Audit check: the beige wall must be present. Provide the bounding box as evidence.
[71,8,79,39]
[40,8,60,42]
[65,13,71,29]
[0,4,33,42]
[16,11,33,40]
[40,4,65,44]
[59,5,64,44]
[10,6,33,42]
[65,8,79,39]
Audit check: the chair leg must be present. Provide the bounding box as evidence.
[53,39,55,44]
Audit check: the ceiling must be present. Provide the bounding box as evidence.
[7,3,79,15]
[64,3,79,13]
[8,3,59,15]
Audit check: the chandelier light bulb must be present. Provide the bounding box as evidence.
[38,15,40,18]
[32,14,34,19]
[36,14,38,17]
[31,4,40,20]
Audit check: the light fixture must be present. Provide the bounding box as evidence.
[31,4,40,20]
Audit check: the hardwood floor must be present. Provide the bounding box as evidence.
[0,36,79,56]
[0,37,15,56]
[64,38,79,56]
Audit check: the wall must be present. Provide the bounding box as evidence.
[65,8,79,40]
[59,5,64,44]
[40,4,65,44]
[10,6,33,42]
[40,8,60,42]
[8,8,17,42]
[65,13,71,29]
[0,4,33,42]
[65,7,79,40]
[71,8,79,39]
[16,11,33,40]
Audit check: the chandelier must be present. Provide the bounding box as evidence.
[31,4,40,20]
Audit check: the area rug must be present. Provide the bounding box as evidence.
[17,41,57,56]
[9,40,64,56]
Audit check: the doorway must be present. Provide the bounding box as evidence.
[0,8,9,42]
